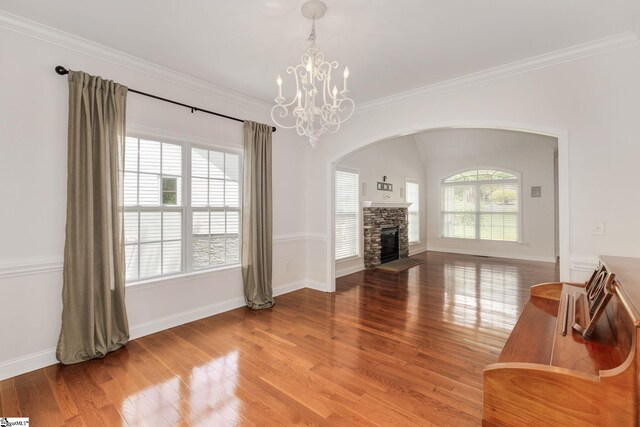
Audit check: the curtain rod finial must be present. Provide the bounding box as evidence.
[55,65,69,75]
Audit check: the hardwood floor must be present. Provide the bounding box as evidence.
[0,251,558,426]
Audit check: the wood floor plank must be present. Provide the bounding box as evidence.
[0,251,558,425]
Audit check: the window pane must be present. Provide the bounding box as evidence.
[210,179,224,207]
[443,213,476,239]
[192,211,210,269]
[226,210,239,235]
[192,211,209,236]
[162,177,178,206]
[210,235,225,266]
[162,143,182,176]
[139,174,160,206]
[124,137,138,172]
[480,184,518,213]
[226,211,240,264]
[406,181,419,243]
[124,212,138,244]
[211,211,225,235]
[140,211,161,242]
[192,148,208,178]
[123,172,138,206]
[124,245,138,281]
[139,140,160,174]
[335,170,359,260]
[225,153,240,181]
[192,238,210,269]
[480,213,518,242]
[192,177,208,207]
[211,211,226,266]
[163,192,177,205]
[209,151,225,179]
[139,243,162,278]
[163,211,182,241]
[162,240,182,275]
[225,180,239,208]
[443,185,475,212]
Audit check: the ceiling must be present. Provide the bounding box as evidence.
[2,1,639,104]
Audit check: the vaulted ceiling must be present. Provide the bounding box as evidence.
[2,1,639,104]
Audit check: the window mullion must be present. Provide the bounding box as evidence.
[475,183,480,240]
[184,143,191,274]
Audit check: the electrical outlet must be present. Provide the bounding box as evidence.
[592,221,605,236]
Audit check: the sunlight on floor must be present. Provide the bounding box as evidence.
[121,351,241,426]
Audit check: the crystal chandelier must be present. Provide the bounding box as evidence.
[271,0,354,147]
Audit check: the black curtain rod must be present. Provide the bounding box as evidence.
[54,66,276,132]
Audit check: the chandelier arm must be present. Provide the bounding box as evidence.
[271,105,301,129]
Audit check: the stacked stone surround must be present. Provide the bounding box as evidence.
[363,207,409,269]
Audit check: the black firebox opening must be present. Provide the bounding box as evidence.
[380,226,399,264]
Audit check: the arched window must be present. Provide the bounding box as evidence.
[441,169,519,242]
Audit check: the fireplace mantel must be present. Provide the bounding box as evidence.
[362,201,412,209]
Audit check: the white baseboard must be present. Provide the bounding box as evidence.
[306,280,329,292]
[129,280,307,340]
[426,246,557,263]
[335,263,364,278]
[0,347,58,382]
[409,244,428,256]
[0,280,308,382]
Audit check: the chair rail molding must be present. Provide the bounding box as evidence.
[0,256,63,279]
[570,255,600,273]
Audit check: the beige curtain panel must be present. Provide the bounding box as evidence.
[56,71,130,364]
[242,121,274,309]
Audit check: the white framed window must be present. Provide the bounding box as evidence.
[405,179,420,244]
[122,136,241,283]
[441,169,520,242]
[335,168,359,260]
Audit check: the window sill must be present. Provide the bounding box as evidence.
[336,255,361,263]
[126,264,242,292]
[438,236,523,245]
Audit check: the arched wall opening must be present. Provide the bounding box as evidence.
[325,121,569,292]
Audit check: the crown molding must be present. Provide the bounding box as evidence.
[0,10,270,113]
[358,31,640,114]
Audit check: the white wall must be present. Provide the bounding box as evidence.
[0,19,310,380]
[334,135,428,276]
[420,128,557,262]
[304,39,640,290]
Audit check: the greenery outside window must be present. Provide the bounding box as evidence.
[441,169,520,242]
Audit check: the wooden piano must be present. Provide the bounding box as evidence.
[483,256,640,426]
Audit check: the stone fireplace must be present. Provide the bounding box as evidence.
[362,202,410,269]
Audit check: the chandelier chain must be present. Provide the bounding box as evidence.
[308,17,316,43]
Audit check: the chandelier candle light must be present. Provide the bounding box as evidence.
[271,0,355,147]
